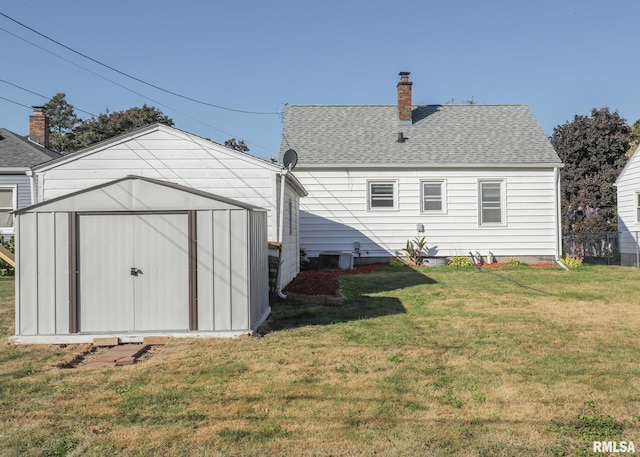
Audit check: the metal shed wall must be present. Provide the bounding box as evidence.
[12,176,270,343]
[15,211,70,336]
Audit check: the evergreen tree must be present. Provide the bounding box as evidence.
[43,93,81,153]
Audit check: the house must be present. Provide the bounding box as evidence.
[615,145,640,266]
[0,107,60,239]
[32,123,307,287]
[11,175,269,344]
[279,72,564,264]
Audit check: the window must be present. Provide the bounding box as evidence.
[368,181,397,210]
[288,199,293,235]
[0,188,14,228]
[636,193,640,223]
[421,180,445,213]
[479,180,504,225]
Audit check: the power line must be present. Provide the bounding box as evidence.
[0,11,281,116]
[0,96,32,109]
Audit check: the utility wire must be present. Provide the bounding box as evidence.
[0,95,32,109]
[0,12,280,116]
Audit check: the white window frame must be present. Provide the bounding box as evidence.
[478,179,506,226]
[367,180,398,211]
[0,186,16,231]
[421,180,446,214]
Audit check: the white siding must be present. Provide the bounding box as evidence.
[275,175,302,286]
[616,148,640,263]
[37,128,276,235]
[296,167,560,259]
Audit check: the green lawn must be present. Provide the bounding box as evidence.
[1,264,639,456]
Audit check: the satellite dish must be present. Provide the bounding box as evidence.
[282,149,298,170]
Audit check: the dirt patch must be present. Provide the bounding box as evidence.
[283,263,387,297]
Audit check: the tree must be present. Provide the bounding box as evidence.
[627,119,640,157]
[43,93,81,153]
[71,104,174,152]
[550,107,630,234]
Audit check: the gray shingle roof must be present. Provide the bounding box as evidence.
[0,128,60,168]
[280,104,561,168]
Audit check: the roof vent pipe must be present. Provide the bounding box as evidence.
[397,132,405,143]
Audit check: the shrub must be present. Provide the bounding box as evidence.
[507,258,522,266]
[449,256,472,267]
[561,255,583,269]
[403,237,428,266]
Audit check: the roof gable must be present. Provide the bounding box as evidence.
[280,104,562,168]
[16,175,266,214]
[34,123,280,172]
[0,128,61,168]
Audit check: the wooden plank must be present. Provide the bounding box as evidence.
[0,244,15,267]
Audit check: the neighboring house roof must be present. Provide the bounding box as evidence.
[0,128,61,168]
[280,104,562,168]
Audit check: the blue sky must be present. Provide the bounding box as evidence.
[1,1,639,160]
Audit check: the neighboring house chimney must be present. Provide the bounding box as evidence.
[29,106,49,148]
[397,71,413,126]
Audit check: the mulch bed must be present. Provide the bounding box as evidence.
[283,263,387,297]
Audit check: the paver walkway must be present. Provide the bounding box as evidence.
[83,344,149,368]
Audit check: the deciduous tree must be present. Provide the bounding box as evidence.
[72,105,173,151]
[550,107,630,234]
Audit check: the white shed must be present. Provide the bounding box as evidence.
[11,175,270,344]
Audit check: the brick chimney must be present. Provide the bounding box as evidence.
[29,106,49,148]
[397,71,413,126]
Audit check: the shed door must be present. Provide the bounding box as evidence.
[78,213,190,332]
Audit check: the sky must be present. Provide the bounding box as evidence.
[1,1,640,161]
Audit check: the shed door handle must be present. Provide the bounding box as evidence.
[130,267,143,276]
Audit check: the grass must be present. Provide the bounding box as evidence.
[1,264,640,456]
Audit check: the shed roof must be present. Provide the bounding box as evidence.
[279,104,562,168]
[0,128,61,168]
[15,175,267,214]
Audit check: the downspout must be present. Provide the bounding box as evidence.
[276,167,289,298]
[554,166,570,271]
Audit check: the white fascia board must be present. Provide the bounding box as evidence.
[296,162,564,170]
